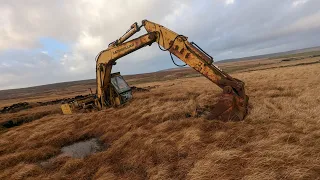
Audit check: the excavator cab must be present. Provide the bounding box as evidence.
[61,73,132,114]
[108,72,132,106]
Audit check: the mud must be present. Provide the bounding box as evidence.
[0,102,32,114]
[131,85,159,93]
[1,85,161,114]
[1,85,160,116]
[0,94,93,114]
[1,111,59,128]
[37,94,94,106]
[131,86,150,92]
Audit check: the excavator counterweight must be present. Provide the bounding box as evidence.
[62,20,249,121]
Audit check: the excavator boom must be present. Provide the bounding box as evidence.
[94,20,249,121]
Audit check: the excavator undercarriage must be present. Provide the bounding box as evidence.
[62,20,249,121]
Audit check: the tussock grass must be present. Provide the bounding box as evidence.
[0,63,320,179]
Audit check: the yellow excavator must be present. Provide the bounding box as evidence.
[62,20,249,121]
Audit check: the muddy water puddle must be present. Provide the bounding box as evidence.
[39,138,106,167]
[61,138,105,158]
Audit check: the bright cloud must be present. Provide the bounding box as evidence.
[226,0,235,5]
[0,0,320,89]
[293,0,309,7]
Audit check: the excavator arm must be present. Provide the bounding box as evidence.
[95,20,249,121]
[95,32,157,107]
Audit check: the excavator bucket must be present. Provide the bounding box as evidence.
[206,90,249,121]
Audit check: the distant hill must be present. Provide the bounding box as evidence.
[1,46,320,95]
[0,79,96,101]
[219,46,320,63]
[0,68,198,101]
[158,46,320,72]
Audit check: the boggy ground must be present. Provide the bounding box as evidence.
[0,62,320,179]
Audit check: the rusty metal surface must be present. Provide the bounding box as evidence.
[206,92,249,121]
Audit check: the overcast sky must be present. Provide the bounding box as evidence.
[1,0,320,90]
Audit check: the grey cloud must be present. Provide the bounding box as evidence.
[0,0,320,89]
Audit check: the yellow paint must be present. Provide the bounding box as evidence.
[115,97,121,106]
[94,20,247,119]
[61,104,72,115]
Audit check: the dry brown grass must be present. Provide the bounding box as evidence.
[0,59,320,179]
